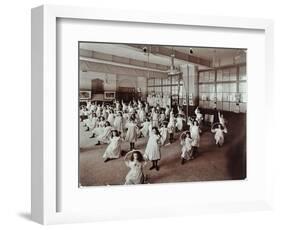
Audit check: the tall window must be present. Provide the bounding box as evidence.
[198,64,246,113]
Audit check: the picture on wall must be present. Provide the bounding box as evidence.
[79,42,247,187]
[104,91,116,100]
[80,90,91,100]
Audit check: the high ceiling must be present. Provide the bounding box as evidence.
[80,43,246,71]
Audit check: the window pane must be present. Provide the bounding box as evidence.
[148,78,154,86]
[223,93,230,101]
[241,93,247,102]
[239,82,247,93]
[229,93,236,102]
[222,69,230,81]
[217,70,223,81]
[204,72,209,82]
[239,65,247,80]
[209,93,215,101]
[217,83,223,93]
[222,83,229,93]
[209,71,215,82]
[230,67,237,81]
[229,83,237,92]
[155,78,161,85]
[171,76,177,84]
[217,93,223,101]
[209,84,215,93]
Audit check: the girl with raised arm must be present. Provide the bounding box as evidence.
[124,150,146,185]
[211,124,228,147]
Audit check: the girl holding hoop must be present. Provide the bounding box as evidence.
[124,150,146,185]
[211,123,228,147]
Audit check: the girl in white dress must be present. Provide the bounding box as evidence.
[124,150,146,185]
[102,108,108,120]
[144,127,161,171]
[211,124,228,147]
[180,131,193,164]
[176,114,184,132]
[218,112,227,131]
[151,108,159,128]
[85,112,98,131]
[138,107,146,123]
[159,110,166,126]
[190,120,200,156]
[96,105,101,117]
[195,106,203,126]
[113,111,124,135]
[125,118,138,150]
[144,102,149,114]
[107,109,115,126]
[103,130,122,162]
[178,106,185,117]
[165,105,170,118]
[89,116,106,138]
[115,100,121,111]
[139,118,151,138]
[122,101,128,112]
[167,111,175,142]
[96,121,112,145]
[160,122,170,146]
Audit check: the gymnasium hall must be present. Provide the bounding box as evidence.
[79,43,247,186]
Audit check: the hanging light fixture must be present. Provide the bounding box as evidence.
[167,52,182,76]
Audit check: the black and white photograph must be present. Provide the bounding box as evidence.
[79,43,247,187]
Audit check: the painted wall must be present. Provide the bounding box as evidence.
[80,71,147,97]
[80,71,116,91]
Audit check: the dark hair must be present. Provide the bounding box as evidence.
[111,130,120,137]
[130,150,144,162]
[152,126,161,136]
[105,121,110,127]
[162,121,168,128]
[193,120,199,126]
[100,116,105,121]
[130,114,135,121]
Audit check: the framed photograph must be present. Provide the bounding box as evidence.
[31,5,274,225]
[79,90,91,100]
[104,91,116,100]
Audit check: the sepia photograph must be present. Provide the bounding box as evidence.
[79,43,247,187]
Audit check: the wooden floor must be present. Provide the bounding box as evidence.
[79,112,246,186]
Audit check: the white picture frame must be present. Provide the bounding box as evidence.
[31,5,274,225]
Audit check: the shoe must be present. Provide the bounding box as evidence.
[156,166,160,171]
[85,127,90,131]
[181,158,185,165]
[96,142,101,145]
[104,158,110,163]
[89,134,95,138]
[149,165,155,170]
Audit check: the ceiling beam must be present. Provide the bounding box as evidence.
[80,49,170,72]
[128,44,212,67]
[80,60,168,79]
